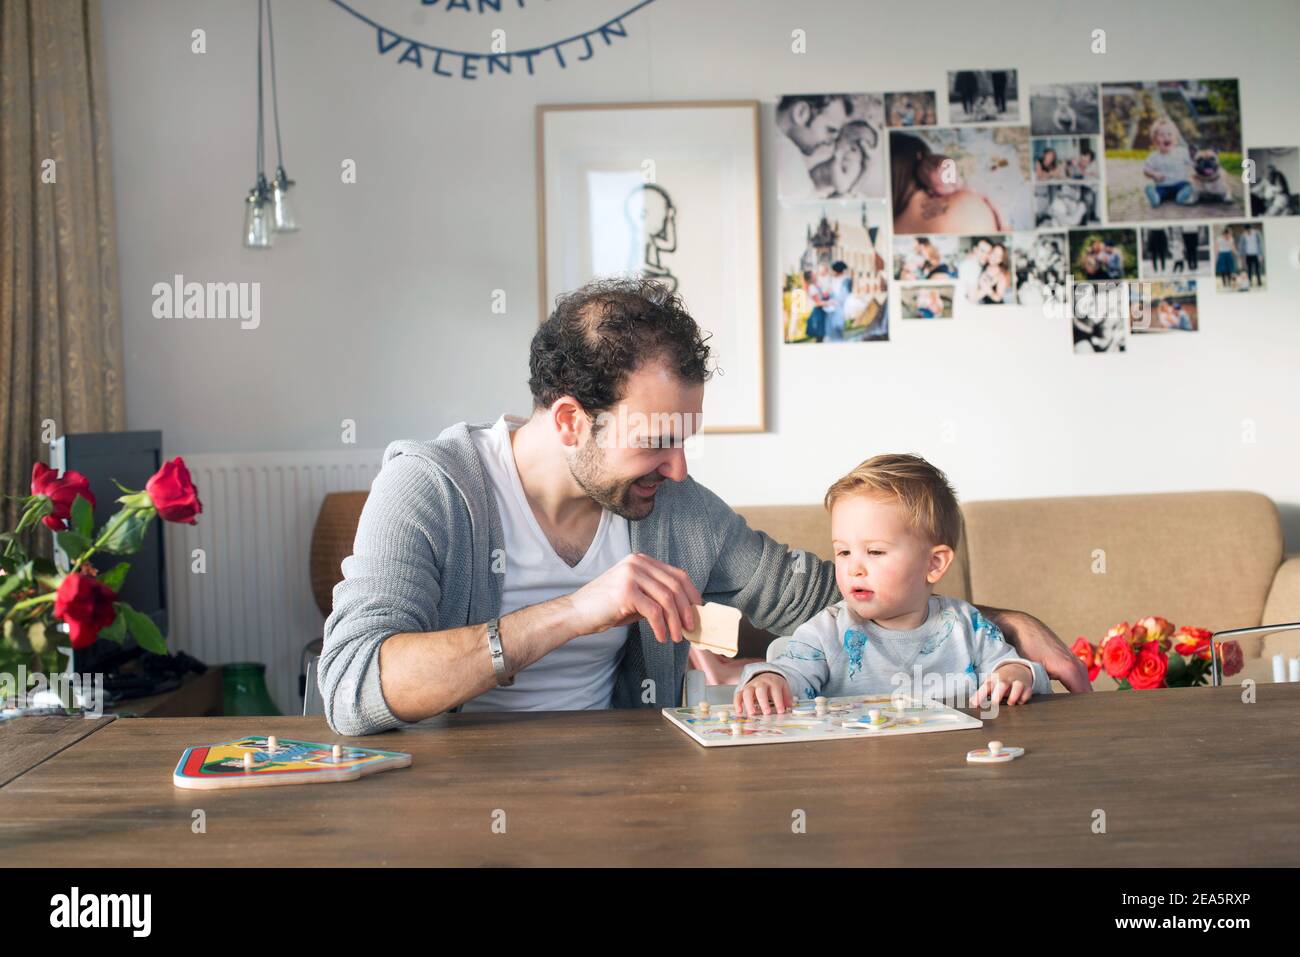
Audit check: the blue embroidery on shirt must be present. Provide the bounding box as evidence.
[918,607,960,657]
[969,606,1003,643]
[781,640,825,662]
[844,628,869,678]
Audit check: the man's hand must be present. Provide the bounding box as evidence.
[978,606,1092,693]
[733,672,794,716]
[566,552,702,644]
[970,662,1034,707]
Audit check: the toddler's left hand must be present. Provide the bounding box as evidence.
[970,662,1034,707]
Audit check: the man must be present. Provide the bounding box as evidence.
[958,238,992,304]
[776,94,854,200]
[318,278,1089,736]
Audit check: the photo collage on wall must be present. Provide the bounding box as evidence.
[777,73,1285,353]
[777,94,893,343]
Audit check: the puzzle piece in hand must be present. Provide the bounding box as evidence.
[172,735,411,790]
[684,602,742,657]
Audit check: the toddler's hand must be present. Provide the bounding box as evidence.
[734,672,794,716]
[970,662,1034,707]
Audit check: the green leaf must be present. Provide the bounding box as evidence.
[120,605,166,654]
[98,562,130,592]
[55,530,92,560]
[110,478,138,495]
[71,495,94,539]
[99,609,128,644]
[98,509,152,555]
[0,561,33,601]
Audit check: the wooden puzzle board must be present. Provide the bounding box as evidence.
[173,735,411,790]
[663,694,982,747]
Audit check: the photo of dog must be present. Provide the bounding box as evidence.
[1102,79,1244,223]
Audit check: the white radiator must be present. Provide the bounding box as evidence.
[162,450,384,714]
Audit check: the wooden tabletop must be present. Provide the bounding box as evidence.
[3,684,1299,866]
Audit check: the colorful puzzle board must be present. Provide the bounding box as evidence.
[663,694,982,747]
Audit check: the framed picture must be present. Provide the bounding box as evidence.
[537,101,765,433]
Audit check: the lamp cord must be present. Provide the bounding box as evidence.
[267,0,285,170]
[255,0,265,180]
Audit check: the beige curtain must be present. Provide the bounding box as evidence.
[0,0,124,540]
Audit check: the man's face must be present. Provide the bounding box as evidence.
[787,99,850,155]
[568,360,704,520]
[976,241,992,265]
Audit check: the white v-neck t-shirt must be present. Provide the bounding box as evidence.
[461,415,632,712]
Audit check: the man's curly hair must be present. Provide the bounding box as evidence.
[529,277,713,416]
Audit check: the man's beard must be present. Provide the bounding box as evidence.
[569,434,660,521]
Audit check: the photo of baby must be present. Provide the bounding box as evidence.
[1035,184,1100,227]
[1102,79,1244,222]
[947,70,1019,123]
[890,126,1032,234]
[1130,280,1198,333]
[1032,136,1098,181]
[1069,229,1138,281]
[892,234,960,279]
[776,93,887,201]
[781,201,891,342]
[1012,231,1068,307]
[900,284,954,319]
[885,91,938,127]
[1029,82,1101,136]
[1072,283,1129,354]
[1140,225,1211,278]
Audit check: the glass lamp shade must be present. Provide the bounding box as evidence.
[271,167,299,232]
[243,188,274,249]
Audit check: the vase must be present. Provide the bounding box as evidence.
[222,662,282,716]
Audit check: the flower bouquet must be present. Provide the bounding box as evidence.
[1,459,203,684]
[1071,615,1243,689]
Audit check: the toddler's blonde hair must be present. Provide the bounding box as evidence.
[824,453,964,549]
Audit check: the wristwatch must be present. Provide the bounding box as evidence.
[486,618,513,687]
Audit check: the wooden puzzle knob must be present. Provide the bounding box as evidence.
[988,740,1003,755]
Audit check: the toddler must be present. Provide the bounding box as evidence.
[1143,118,1195,207]
[734,454,1050,715]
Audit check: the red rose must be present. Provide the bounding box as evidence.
[30,463,96,531]
[145,457,203,524]
[1127,642,1169,689]
[1102,633,1136,679]
[1071,637,1100,681]
[53,572,118,649]
[1217,640,1244,678]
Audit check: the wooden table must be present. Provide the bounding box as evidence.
[3,684,1298,866]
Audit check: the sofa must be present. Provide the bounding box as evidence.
[311,489,1300,693]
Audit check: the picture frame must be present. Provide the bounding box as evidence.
[537,100,766,433]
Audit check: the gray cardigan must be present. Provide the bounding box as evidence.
[318,421,840,735]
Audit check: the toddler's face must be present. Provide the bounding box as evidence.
[830,494,946,621]
[1153,127,1176,152]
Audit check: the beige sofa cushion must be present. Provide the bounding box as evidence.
[963,491,1283,647]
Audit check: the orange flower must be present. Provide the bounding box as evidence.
[1071,637,1100,682]
[1174,625,1214,657]
[1135,616,1175,650]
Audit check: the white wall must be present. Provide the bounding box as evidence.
[102,0,1300,547]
